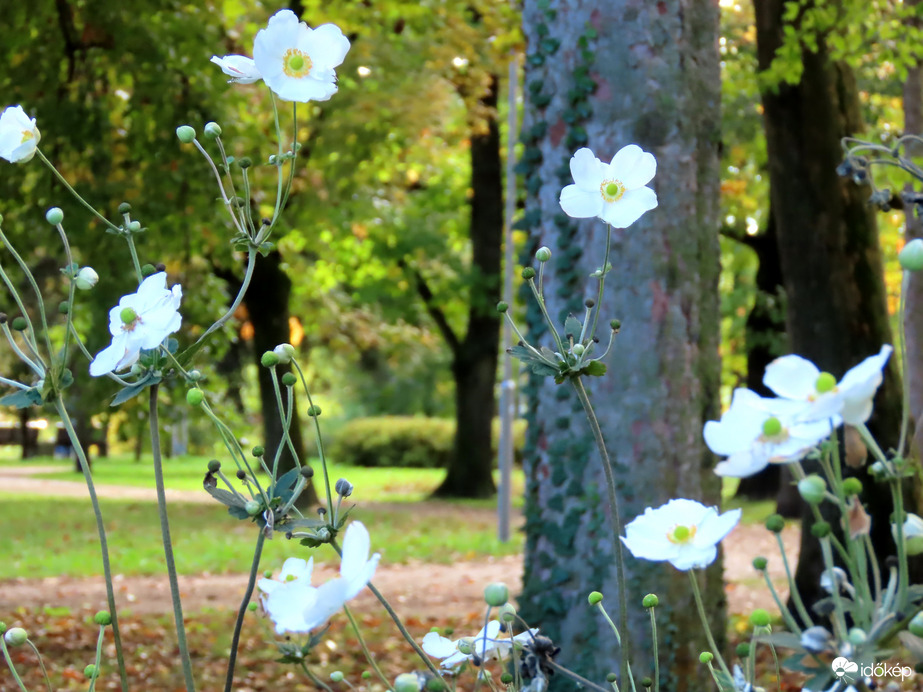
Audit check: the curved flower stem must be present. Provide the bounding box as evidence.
[123,234,143,284]
[647,606,659,692]
[35,150,121,233]
[774,534,812,628]
[25,640,52,692]
[759,569,801,635]
[87,626,105,692]
[2,323,44,377]
[593,602,636,692]
[528,278,567,357]
[301,662,333,691]
[366,581,442,678]
[55,401,128,692]
[570,377,629,684]
[0,637,27,692]
[898,272,911,459]
[224,530,265,692]
[342,606,390,688]
[191,139,247,239]
[0,260,40,354]
[588,224,612,343]
[689,570,733,684]
[192,246,258,348]
[268,367,299,478]
[149,385,196,692]
[546,660,612,692]
[0,229,54,358]
[292,361,334,514]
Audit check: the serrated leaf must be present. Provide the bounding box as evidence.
[203,481,249,511]
[0,387,42,408]
[531,363,559,377]
[563,313,582,340]
[272,467,300,503]
[278,517,326,532]
[583,360,607,377]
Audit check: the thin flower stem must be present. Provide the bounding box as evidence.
[87,626,105,692]
[292,361,334,514]
[593,603,636,692]
[0,229,54,357]
[689,570,733,684]
[191,139,247,238]
[767,636,783,692]
[819,538,848,641]
[774,534,812,628]
[342,606,390,688]
[528,278,567,357]
[0,375,27,390]
[898,272,911,458]
[35,149,121,232]
[193,246,258,347]
[864,533,883,605]
[889,478,910,610]
[570,378,630,685]
[1,324,44,376]
[123,234,143,284]
[25,639,52,692]
[648,607,659,692]
[55,401,128,692]
[268,367,300,478]
[588,224,612,343]
[148,385,196,692]
[268,90,286,230]
[546,660,612,692]
[52,223,78,360]
[366,581,443,678]
[301,662,334,691]
[759,570,802,635]
[0,259,40,351]
[224,530,266,692]
[0,637,28,692]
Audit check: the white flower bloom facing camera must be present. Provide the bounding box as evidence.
[559,145,658,228]
[89,272,182,377]
[253,10,351,103]
[0,105,41,163]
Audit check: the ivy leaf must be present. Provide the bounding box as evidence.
[0,387,42,408]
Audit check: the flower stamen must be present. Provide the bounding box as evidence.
[20,130,34,144]
[283,49,313,78]
[600,179,625,203]
[666,524,696,544]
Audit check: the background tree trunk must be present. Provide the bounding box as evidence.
[517,1,722,688]
[754,0,905,609]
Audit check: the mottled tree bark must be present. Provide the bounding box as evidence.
[518,1,722,688]
[754,0,904,609]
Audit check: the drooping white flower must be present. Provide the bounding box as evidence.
[89,272,182,377]
[559,145,658,228]
[763,346,892,426]
[257,521,379,635]
[0,106,41,163]
[704,388,834,478]
[422,621,502,669]
[253,10,351,103]
[210,55,262,84]
[621,499,741,571]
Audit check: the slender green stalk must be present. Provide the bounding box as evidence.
[1,323,44,376]
[819,538,848,641]
[148,385,196,692]
[224,530,266,692]
[342,606,390,688]
[774,534,812,628]
[570,378,630,685]
[193,246,258,345]
[35,150,121,232]
[864,534,882,605]
[25,640,52,692]
[56,401,128,692]
[587,224,612,342]
[123,234,143,284]
[366,581,443,678]
[689,571,733,684]
[191,139,248,238]
[268,367,299,477]
[292,361,334,514]
[0,259,40,351]
[0,229,54,357]
[527,278,567,357]
[300,662,334,691]
[546,660,612,692]
[0,637,28,692]
[898,272,911,459]
[87,626,105,692]
[889,478,910,610]
[593,603,636,692]
[647,606,659,692]
[759,570,802,635]
[767,636,782,692]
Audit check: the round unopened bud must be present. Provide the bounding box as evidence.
[0,314,6,325]
[361,672,372,680]
[74,266,99,290]
[900,238,923,272]
[536,246,552,262]
[59,301,70,314]
[498,603,517,622]
[521,267,536,280]
[11,316,27,331]
[187,369,203,382]
[4,628,27,647]
[798,474,827,504]
[300,466,314,478]
[307,405,322,417]
[869,460,888,477]
[641,677,653,688]
[425,678,446,692]
[236,469,248,480]
[281,372,297,387]
[610,319,621,331]
[457,638,474,655]
[94,610,112,626]
[496,301,508,313]
[261,351,280,367]
[335,478,354,498]
[84,664,97,678]
[811,521,832,538]
[588,591,603,605]
[642,593,659,608]
[848,627,867,645]
[765,514,785,534]
[749,609,771,627]
[204,122,222,138]
[141,263,156,277]
[585,298,596,308]
[128,221,141,232]
[245,500,262,517]
[251,445,264,457]
[735,642,750,658]
[207,459,221,473]
[752,556,768,570]
[843,477,863,496]
[606,673,617,683]
[909,611,923,637]
[118,202,132,215]
[484,582,509,606]
[45,207,64,225]
[248,602,257,611]
[330,671,344,683]
[500,673,514,684]
[394,673,419,692]
[238,156,252,169]
[699,652,714,664]
[176,125,196,143]
[572,344,585,357]
[184,388,205,407]
[273,343,295,364]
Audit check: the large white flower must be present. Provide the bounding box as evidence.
[621,499,741,571]
[257,521,379,635]
[253,10,351,103]
[210,55,262,84]
[0,106,41,163]
[704,388,834,478]
[559,145,658,228]
[422,621,537,670]
[763,346,892,426]
[89,272,182,377]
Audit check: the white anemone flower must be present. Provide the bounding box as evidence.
[704,388,834,478]
[0,106,41,163]
[558,145,658,228]
[89,272,182,377]
[257,521,379,634]
[210,55,262,84]
[422,621,503,669]
[253,10,351,103]
[763,346,892,426]
[621,499,741,571]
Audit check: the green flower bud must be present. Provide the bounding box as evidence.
[4,627,27,647]
[245,500,262,517]
[281,372,297,387]
[204,122,222,138]
[735,642,750,658]
[59,301,70,314]
[237,469,248,480]
[273,343,295,364]
[500,673,514,684]
[207,459,221,473]
[118,202,132,215]
[498,603,517,622]
[765,514,785,533]
[361,672,371,680]
[909,611,923,637]
[699,652,713,664]
[335,478,354,498]
[610,319,621,331]
[641,677,653,688]
[811,521,832,538]
[457,638,474,655]
[798,474,827,504]
[330,671,344,683]
[84,664,97,678]
[176,125,196,143]
[45,207,64,225]
[141,263,156,277]
[0,622,6,634]
[536,246,552,262]
[642,593,659,608]
[394,673,419,692]
[900,238,923,272]
[187,369,203,382]
[588,591,603,605]
[749,609,771,627]
[606,673,617,683]
[75,266,98,290]
[307,405,322,417]
[247,602,257,612]
[848,627,867,645]
[261,351,280,367]
[186,389,204,406]
[496,301,508,313]
[521,267,536,280]
[752,556,768,570]
[238,156,252,169]
[842,477,863,496]
[425,678,446,692]
[484,582,509,606]
[571,344,585,357]
[128,221,141,232]
[93,610,112,626]
[11,317,27,331]
[300,465,314,478]
[251,446,265,457]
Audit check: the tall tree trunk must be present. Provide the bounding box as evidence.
[518,1,722,688]
[243,251,316,504]
[430,76,503,499]
[754,0,904,609]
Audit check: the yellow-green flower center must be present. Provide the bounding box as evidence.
[762,417,782,438]
[285,574,296,582]
[283,49,313,78]
[600,179,625,203]
[120,307,138,328]
[667,524,696,544]
[20,130,34,144]
[815,371,837,394]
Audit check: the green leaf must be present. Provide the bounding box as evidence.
[271,467,301,504]
[563,313,582,340]
[583,361,607,377]
[110,373,161,407]
[0,387,42,408]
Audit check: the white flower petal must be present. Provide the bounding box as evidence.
[609,144,656,189]
[693,508,741,547]
[559,184,603,219]
[0,106,40,164]
[279,557,313,582]
[210,55,262,84]
[89,337,132,377]
[302,577,351,630]
[714,451,769,478]
[600,186,657,228]
[305,24,351,69]
[569,148,606,192]
[422,632,457,659]
[670,544,716,570]
[763,354,821,400]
